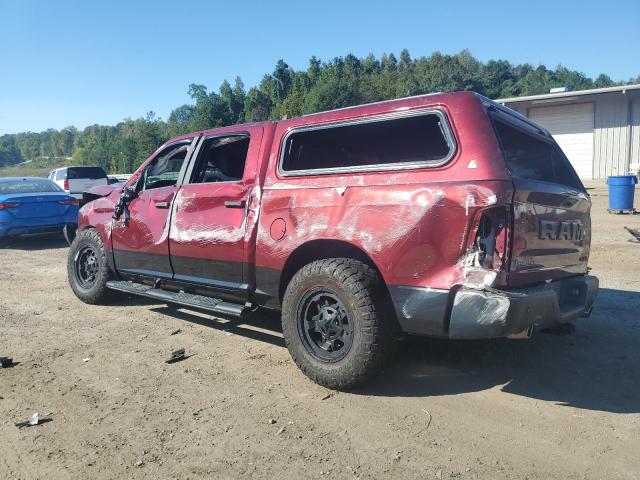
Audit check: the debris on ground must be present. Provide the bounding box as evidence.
[321,393,333,400]
[15,412,46,429]
[268,418,277,425]
[624,226,640,243]
[165,348,186,364]
[0,356,14,368]
[421,409,433,430]
[82,357,91,363]
[169,328,181,336]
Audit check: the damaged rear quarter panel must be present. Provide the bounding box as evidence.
[257,180,513,290]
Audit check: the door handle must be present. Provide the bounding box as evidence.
[154,200,171,209]
[224,200,246,208]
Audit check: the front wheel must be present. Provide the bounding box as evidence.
[67,228,115,304]
[281,258,399,390]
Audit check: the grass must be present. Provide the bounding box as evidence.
[0,162,66,178]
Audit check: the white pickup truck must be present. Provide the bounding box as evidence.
[48,166,108,199]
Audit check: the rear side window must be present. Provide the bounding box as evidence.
[493,119,583,190]
[55,169,66,180]
[280,112,454,175]
[68,167,107,179]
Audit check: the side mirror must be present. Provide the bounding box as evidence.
[112,186,137,221]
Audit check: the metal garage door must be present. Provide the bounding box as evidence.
[528,103,595,179]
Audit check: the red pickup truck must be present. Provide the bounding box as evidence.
[67,91,598,389]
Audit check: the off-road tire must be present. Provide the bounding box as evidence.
[281,258,399,390]
[67,228,115,304]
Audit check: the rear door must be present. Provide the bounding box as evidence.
[491,112,591,287]
[111,139,194,279]
[169,127,263,298]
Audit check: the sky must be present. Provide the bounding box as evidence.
[0,0,638,135]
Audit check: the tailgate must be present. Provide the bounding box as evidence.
[509,179,591,286]
[488,108,592,287]
[68,178,107,194]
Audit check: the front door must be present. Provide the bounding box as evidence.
[112,139,194,279]
[169,128,263,296]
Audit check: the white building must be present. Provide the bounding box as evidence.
[497,84,640,179]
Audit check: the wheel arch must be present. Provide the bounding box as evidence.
[79,223,111,245]
[278,239,386,304]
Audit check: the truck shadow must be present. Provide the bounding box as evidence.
[0,234,68,251]
[360,287,640,414]
[150,305,286,348]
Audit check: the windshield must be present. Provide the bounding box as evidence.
[0,178,64,194]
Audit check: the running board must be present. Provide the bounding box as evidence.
[106,280,249,317]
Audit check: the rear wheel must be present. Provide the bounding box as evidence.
[281,258,398,390]
[67,228,114,304]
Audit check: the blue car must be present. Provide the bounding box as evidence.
[0,177,79,241]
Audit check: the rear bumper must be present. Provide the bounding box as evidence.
[389,275,599,339]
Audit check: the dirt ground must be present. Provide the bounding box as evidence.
[1,182,639,480]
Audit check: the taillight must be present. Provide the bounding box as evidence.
[63,179,69,191]
[57,198,79,206]
[0,202,20,210]
[472,206,511,271]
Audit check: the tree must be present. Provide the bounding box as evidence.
[188,84,208,102]
[0,134,21,167]
[232,77,246,123]
[168,104,196,134]
[244,87,273,122]
[594,73,615,88]
[273,59,293,101]
[399,49,411,69]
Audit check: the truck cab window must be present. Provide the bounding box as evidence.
[190,135,250,184]
[141,143,190,191]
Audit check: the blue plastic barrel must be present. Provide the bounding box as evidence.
[606,175,637,211]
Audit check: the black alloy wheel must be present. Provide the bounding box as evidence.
[74,244,99,289]
[297,289,355,362]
